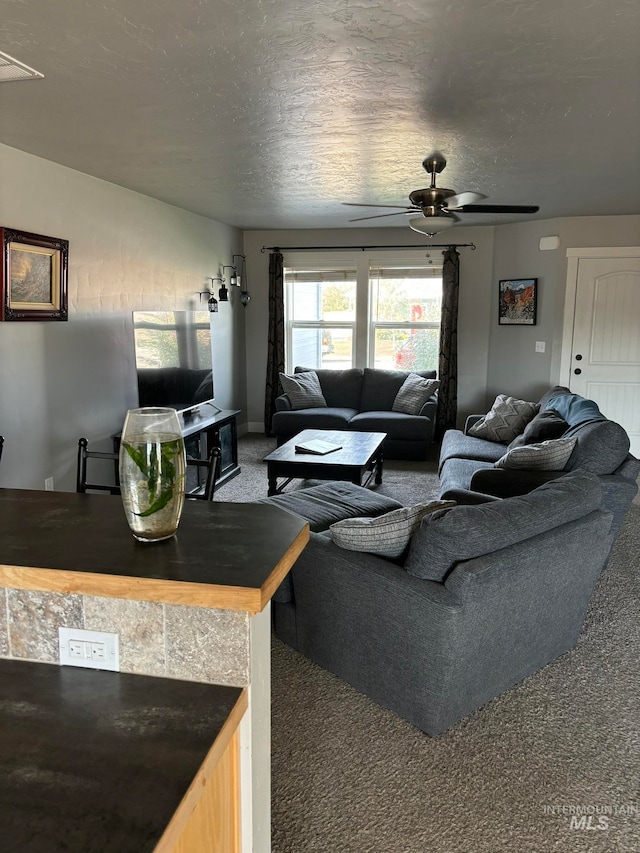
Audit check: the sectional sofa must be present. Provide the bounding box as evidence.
[438,385,639,541]
[270,471,615,736]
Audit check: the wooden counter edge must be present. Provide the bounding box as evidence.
[152,687,249,853]
[260,522,309,609]
[0,523,309,614]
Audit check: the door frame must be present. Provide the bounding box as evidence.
[560,246,640,387]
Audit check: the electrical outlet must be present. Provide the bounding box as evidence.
[535,341,546,353]
[45,477,54,491]
[58,627,119,671]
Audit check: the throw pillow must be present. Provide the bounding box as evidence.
[507,408,569,449]
[467,395,539,443]
[329,500,456,559]
[494,436,577,470]
[392,374,440,415]
[279,371,327,410]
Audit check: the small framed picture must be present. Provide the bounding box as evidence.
[498,278,537,325]
[0,228,69,321]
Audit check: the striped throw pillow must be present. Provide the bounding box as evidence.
[329,499,456,559]
[494,436,577,470]
[279,371,327,410]
[392,374,440,415]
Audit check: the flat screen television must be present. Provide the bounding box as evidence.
[132,310,217,415]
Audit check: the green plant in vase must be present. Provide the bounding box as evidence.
[119,408,186,542]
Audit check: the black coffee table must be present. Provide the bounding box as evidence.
[264,429,386,496]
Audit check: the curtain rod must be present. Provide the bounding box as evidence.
[260,243,475,253]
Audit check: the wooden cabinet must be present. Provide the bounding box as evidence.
[155,692,246,853]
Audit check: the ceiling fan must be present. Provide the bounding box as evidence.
[343,153,539,236]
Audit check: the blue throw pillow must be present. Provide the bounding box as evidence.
[543,393,605,426]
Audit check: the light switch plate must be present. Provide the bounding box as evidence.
[59,627,119,671]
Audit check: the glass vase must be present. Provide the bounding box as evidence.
[118,407,186,543]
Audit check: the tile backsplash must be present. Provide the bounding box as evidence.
[0,586,250,686]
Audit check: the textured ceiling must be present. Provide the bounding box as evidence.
[1,0,639,230]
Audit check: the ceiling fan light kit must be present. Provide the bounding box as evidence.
[344,153,539,232]
[408,215,455,237]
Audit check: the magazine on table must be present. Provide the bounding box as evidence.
[294,439,342,455]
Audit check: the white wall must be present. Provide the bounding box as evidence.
[0,143,247,491]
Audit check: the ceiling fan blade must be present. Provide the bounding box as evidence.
[342,203,413,210]
[348,210,414,222]
[455,204,540,214]
[444,192,487,209]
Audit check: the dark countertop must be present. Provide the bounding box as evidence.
[0,488,309,612]
[0,659,244,853]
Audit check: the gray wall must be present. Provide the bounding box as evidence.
[2,137,636,491]
[0,143,247,491]
[243,216,640,429]
[242,225,495,431]
[490,215,640,404]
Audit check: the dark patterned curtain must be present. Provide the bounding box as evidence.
[264,251,285,434]
[435,247,460,439]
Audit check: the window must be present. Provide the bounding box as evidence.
[284,265,356,371]
[369,263,442,371]
[284,254,442,372]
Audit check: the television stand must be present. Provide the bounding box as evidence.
[183,401,223,418]
[114,409,241,490]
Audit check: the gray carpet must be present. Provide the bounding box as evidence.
[223,435,640,853]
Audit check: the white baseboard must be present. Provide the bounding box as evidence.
[247,422,267,434]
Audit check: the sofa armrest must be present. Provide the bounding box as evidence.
[439,487,500,505]
[464,414,485,434]
[470,467,566,498]
[275,393,293,412]
[418,394,438,420]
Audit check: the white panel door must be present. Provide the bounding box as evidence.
[571,257,640,457]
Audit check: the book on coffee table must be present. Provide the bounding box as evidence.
[294,439,342,455]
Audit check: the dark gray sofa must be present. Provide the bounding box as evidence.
[271,471,614,736]
[271,367,438,460]
[438,386,639,542]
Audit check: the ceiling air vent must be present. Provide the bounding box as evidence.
[0,50,44,82]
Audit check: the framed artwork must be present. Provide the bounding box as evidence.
[498,278,537,325]
[0,228,69,321]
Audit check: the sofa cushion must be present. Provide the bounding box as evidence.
[405,471,603,582]
[438,456,495,496]
[495,436,577,470]
[279,371,327,409]
[467,395,539,443]
[263,482,403,602]
[508,408,568,449]
[349,411,433,441]
[439,429,507,472]
[392,374,440,415]
[329,499,456,559]
[360,368,436,413]
[295,366,364,409]
[271,407,357,436]
[258,481,402,533]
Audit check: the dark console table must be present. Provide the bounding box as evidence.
[179,407,241,487]
[114,407,241,490]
